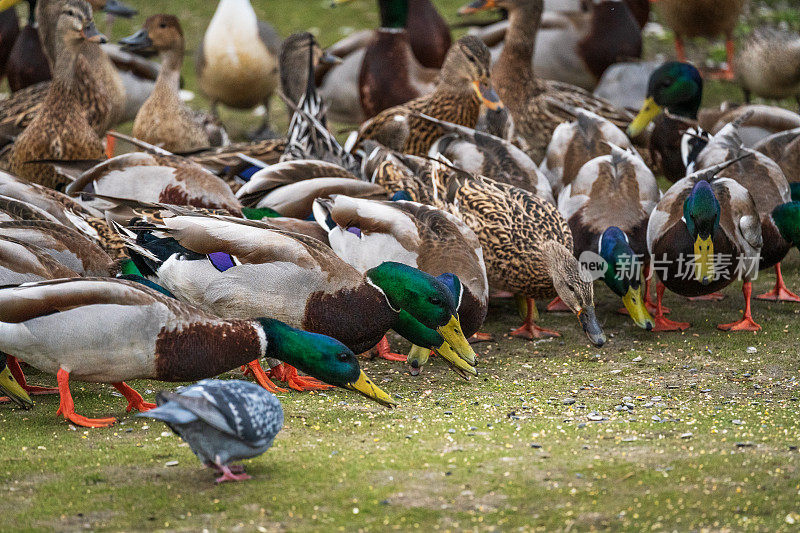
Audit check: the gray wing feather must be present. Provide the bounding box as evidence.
[258,21,282,55]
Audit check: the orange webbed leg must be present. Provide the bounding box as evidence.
[372,336,408,362]
[510,298,561,339]
[718,281,761,332]
[269,363,333,392]
[652,282,690,332]
[55,369,116,428]
[245,360,287,393]
[756,264,800,303]
[111,382,156,412]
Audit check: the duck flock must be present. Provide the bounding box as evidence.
[0,0,798,483]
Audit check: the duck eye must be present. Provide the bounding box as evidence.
[337,352,349,362]
[160,23,167,28]
[429,296,443,306]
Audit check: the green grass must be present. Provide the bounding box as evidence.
[3,1,800,531]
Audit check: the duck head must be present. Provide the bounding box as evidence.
[258,319,397,407]
[366,262,477,368]
[543,241,607,347]
[683,180,720,286]
[772,201,800,250]
[441,35,503,111]
[120,14,183,55]
[0,353,33,410]
[598,227,654,331]
[58,0,106,50]
[628,62,703,137]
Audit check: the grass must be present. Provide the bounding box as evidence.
[3,0,800,531]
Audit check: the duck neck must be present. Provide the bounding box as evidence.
[496,1,542,83]
[378,0,408,29]
[155,47,184,94]
[259,318,306,368]
[50,40,82,97]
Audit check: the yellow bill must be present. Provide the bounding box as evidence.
[627,97,663,137]
[436,315,476,365]
[346,370,398,407]
[621,285,655,331]
[0,0,21,11]
[472,81,504,111]
[407,344,431,375]
[0,365,33,409]
[694,235,714,285]
[434,341,477,381]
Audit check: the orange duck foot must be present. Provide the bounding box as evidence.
[112,382,156,413]
[245,360,287,393]
[214,464,251,484]
[546,296,570,312]
[269,364,333,392]
[652,316,690,332]
[468,331,494,343]
[55,369,116,428]
[510,321,561,340]
[756,265,800,302]
[6,355,58,395]
[372,336,408,362]
[687,292,726,302]
[717,317,761,332]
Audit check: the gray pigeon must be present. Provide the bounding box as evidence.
[140,379,284,483]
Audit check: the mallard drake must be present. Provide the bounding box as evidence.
[699,104,800,145]
[120,15,226,153]
[62,153,242,216]
[354,35,503,157]
[196,0,281,136]
[422,113,555,203]
[430,166,606,345]
[0,351,32,409]
[5,0,50,91]
[459,0,631,164]
[313,195,488,373]
[557,145,659,329]
[646,158,763,332]
[123,214,478,381]
[653,0,746,80]
[754,127,800,200]
[141,379,283,484]
[542,105,637,197]
[694,119,798,304]
[3,0,105,190]
[0,277,396,427]
[737,28,800,106]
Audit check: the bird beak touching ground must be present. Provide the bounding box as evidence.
[627,97,662,137]
[434,342,477,381]
[472,81,504,111]
[436,315,477,365]
[577,307,607,347]
[622,286,655,331]
[458,0,497,15]
[345,370,398,407]
[0,365,33,410]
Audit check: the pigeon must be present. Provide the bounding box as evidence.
[141,379,283,483]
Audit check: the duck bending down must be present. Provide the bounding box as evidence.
[0,278,396,427]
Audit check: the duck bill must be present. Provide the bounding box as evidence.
[436,315,477,365]
[472,81,504,111]
[622,286,655,331]
[345,370,397,407]
[320,51,343,65]
[694,235,714,285]
[434,341,477,381]
[458,0,496,15]
[0,366,33,410]
[627,97,662,137]
[82,23,107,44]
[407,344,431,376]
[577,307,606,347]
[103,0,137,18]
[119,28,153,52]
[0,0,21,11]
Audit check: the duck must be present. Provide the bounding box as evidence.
[459,0,631,164]
[196,0,282,137]
[312,194,489,373]
[646,158,764,332]
[120,15,226,153]
[421,113,555,203]
[354,35,503,157]
[3,0,106,190]
[542,105,636,197]
[737,28,800,107]
[0,234,78,283]
[121,213,478,381]
[698,103,800,146]
[753,127,800,201]
[0,277,397,427]
[556,145,659,329]
[5,0,50,91]
[426,163,606,346]
[694,118,798,305]
[0,351,32,409]
[141,379,283,484]
[0,5,19,80]
[279,32,341,113]
[0,193,61,222]
[653,0,746,80]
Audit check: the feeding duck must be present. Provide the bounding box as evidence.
[142,379,283,484]
[0,351,33,409]
[542,105,636,197]
[120,15,227,153]
[646,158,764,332]
[196,0,282,138]
[312,195,488,373]
[0,277,396,427]
[653,0,746,80]
[556,145,659,329]
[3,0,106,190]
[122,213,478,383]
[459,0,631,164]
[353,35,503,157]
[5,0,50,91]
[694,118,798,304]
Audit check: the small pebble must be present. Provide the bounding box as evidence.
[562,397,576,405]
